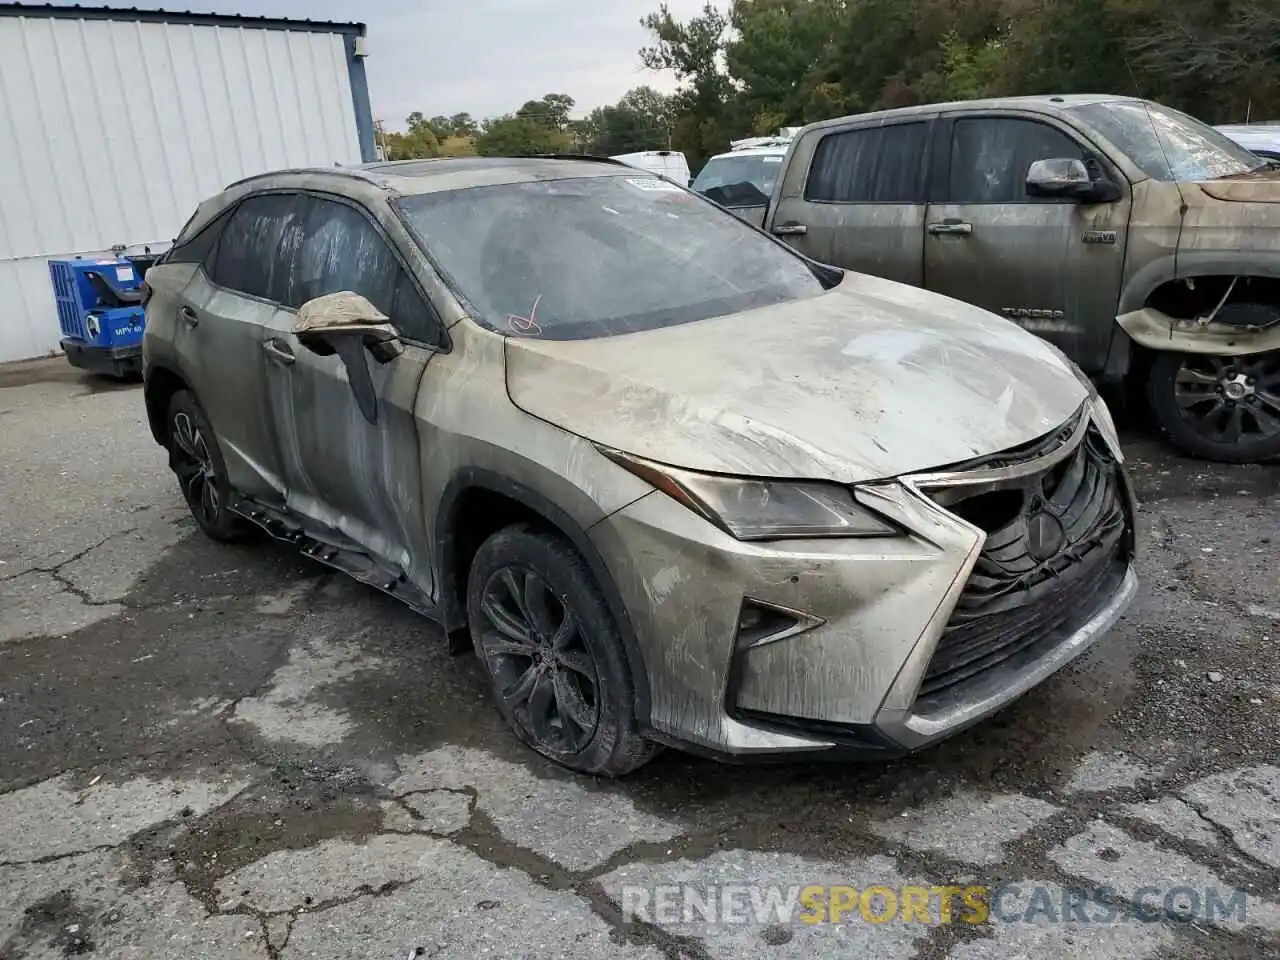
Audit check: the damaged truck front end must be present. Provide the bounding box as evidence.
[1066,100,1280,463]
[1114,178,1280,463]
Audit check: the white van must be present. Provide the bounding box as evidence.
[609,150,692,186]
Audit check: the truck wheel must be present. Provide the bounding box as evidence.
[1148,349,1280,463]
[466,524,659,777]
[166,391,248,542]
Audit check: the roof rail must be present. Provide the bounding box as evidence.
[521,153,634,166]
[728,134,794,151]
[221,165,386,192]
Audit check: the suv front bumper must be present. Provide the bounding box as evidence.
[587,409,1138,759]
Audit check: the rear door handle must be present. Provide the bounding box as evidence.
[262,338,295,366]
[927,221,974,236]
[179,305,199,327]
[772,222,808,237]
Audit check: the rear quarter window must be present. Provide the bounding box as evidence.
[162,212,227,267]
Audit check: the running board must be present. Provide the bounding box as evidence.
[231,499,437,618]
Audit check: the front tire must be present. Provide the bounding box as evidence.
[1148,350,1280,463]
[166,390,247,542]
[466,524,658,776]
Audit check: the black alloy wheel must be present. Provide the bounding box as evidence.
[465,524,659,776]
[1150,350,1280,463]
[166,391,246,541]
[477,564,601,755]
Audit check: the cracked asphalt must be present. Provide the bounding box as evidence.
[1,357,1277,960]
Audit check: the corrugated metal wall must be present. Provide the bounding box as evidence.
[0,12,366,363]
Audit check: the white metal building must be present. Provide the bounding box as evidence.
[0,3,377,363]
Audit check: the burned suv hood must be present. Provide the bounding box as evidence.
[504,272,1088,484]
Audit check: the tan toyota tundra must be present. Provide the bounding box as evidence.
[732,94,1280,463]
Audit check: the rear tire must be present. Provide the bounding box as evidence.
[466,524,659,777]
[166,390,248,542]
[1148,349,1280,463]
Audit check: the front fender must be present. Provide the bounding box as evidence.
[1117,307,1280,356]
[1117,254,1280,314]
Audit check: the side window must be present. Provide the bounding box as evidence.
[389,271,439,344]
[163,212,226,266]
[290,198,398,313]
[209,194,300,299]
[805,123,927,203]
[948,118,1084,203]
[286,197,441,344]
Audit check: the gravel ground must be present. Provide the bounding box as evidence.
[1,356,1277,960]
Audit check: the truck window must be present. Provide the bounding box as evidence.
[946,118,1083,203]
[1069,101,1259,182]
[691,154,782,206]
[804,123,927,203]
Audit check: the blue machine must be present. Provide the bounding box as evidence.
[49,256,148,378]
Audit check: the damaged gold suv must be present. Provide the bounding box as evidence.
[760,95,1280,462]
[142,158,1137,775]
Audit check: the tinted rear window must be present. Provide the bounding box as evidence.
[395,176,826,341]
[805,123,927,203]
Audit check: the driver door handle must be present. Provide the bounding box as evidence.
[927,220,974,236]
[772,222,808,237]
[179,305,199,327]
[262,338,295,366]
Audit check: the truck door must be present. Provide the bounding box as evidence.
[766,120,930,285]
[922,113,1130,368]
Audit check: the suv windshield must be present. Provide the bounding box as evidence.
[1069,100,1262,182]
[691,154,784,206]
[395,175,826,340]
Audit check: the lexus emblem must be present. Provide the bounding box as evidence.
[1026,510,1066,562]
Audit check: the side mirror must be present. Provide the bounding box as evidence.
[297,320,404,364]
[293,292,403,425]
[294,291,403,364]
[1026,158,1121,203]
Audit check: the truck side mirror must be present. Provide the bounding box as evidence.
[1026,158,1120,203]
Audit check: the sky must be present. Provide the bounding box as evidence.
[66,0,716,128]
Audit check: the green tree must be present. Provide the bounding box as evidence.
[1114,0,1280,121]
[516,93,577,130]
[580,86,674,155]
[448,112,479,137]
[639,3,738,168]
[475,116,571,156]
[399,111,442,157]
[726,0,849,127]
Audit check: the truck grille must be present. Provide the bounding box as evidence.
[916,425,1128,706]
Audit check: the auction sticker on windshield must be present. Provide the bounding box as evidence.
[625,177,685,193]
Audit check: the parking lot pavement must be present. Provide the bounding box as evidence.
[1,358,1277,960]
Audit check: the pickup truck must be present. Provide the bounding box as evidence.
[736,94,1280,463]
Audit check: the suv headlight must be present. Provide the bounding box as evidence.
[1088,390,1122,461]
[600,448,899,540]
[1040,342,1123,461]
